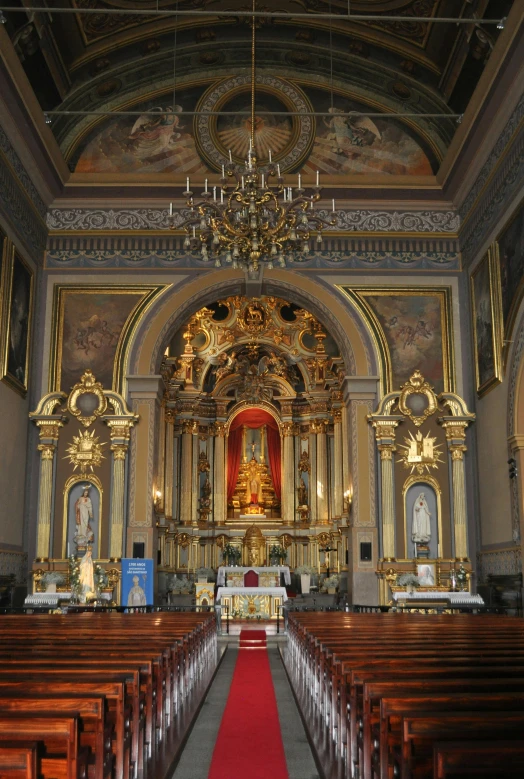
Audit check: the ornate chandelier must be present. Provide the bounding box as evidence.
[169,0,335,272]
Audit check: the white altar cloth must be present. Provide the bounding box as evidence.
[217,566,291,586]
[216,586,288,603]
[393,591,484,606]
[24,592,112,607]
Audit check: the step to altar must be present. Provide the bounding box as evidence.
[239,629,267,649]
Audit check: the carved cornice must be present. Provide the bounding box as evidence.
[47,207,460,234]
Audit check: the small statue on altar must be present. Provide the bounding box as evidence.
[297,476,308,507]
[78,545,95,602]
[245,450,264,506]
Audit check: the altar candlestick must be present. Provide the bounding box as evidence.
[221,164,225,178]
[298,173,302,189]
[269,149,272,162]
[229,149,232,162]
[205,179,208,193]
[169,202,173,216]
[316,170,320,186]
[220,189,224,204]
[332,198,336,212]
[437,543,441,558]
[261,173,265,188]
[186,177,190,191]
[67,542,70,558]
[277,163,281,176]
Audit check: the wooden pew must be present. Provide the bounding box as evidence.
[0,741,39,779]
[433,740,524,778]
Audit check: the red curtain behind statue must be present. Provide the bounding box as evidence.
[227,409,282,502]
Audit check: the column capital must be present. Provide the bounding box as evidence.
[34,418,66,442]
[438,417,471,440]
[282,421,295,437]
[342,375,380,402]
[111,444,128,460]
[377,443,395,460]
[212,421,227,437]
[181,419,198,435]
[37,443,56,460]
[369,416,403,442]
[450,445,468,461]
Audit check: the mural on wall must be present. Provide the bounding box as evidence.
[0,249,33,396]
[497,199,524,333]
[343,288,453,394]
[51,287,151,393]
[69,80,438,176]
[471,247,503,396]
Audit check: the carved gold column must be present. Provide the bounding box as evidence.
[309,422,318,524]
[260,425,266,464]
[242,424,248,463]
[333,409,343,519]
[180,420,194,525]
[214,422,226,525]
[164,410,175,519]
[315,421,329,524]
[155,402,166,515]
[34,419,65,560]
[441,421,470,559]
[282,422,295,525]
[192,423,200,526]
[371,420,401,560]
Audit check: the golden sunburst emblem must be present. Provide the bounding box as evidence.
[397,430,444,475]
[64,429,106,473]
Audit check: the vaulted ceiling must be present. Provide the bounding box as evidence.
[0,0,516,186]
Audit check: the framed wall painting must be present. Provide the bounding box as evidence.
[0,247,34,396]
[496,196,524,358]
[470,245,503,397]
[338,286,454,395]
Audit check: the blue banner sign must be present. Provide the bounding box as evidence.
[121,558,154,607]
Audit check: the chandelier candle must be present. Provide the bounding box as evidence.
[169,0,336,271]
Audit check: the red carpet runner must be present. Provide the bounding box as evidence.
[208,630,289,779]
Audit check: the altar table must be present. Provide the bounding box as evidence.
[216,586,287,619]
[217,566,291,586]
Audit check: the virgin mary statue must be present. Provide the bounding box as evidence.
[412,492,432,544]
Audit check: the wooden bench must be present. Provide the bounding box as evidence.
[433,740,524,778]
[0,741,39,779]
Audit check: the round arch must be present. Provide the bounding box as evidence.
[125,269,378,383]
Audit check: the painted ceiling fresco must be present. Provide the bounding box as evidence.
[72,80,437,176]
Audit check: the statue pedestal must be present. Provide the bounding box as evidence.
[416,543,430,559]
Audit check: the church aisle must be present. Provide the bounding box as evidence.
[172,635,319,779]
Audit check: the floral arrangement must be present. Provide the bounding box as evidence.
[269,545,287,565]
[94,563,108,590]
[68,555,81,597]
[196,567,216,581]
[222,544,241,566]
[397,573,421,588]
[41,571,66,587]
[321,574,340,592]
[295,565,316,576]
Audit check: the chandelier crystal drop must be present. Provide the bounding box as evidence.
[168,0,336,272]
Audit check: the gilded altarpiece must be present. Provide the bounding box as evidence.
[369,371,475,605]
[29,370,138,599]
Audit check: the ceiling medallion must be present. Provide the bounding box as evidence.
[168,0,336,273]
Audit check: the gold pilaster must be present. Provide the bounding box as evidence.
[213,422,227,525]
[371,419,402,560]
[282,422,295,525]
[260,424,266,464]
[104,415,137,560]
[440,420,470,559]
[164,410,175,519]
[333,409,343,519]
[155,402,166,514]
[180,420,194,525]
[314,421,329,524]
[309,423,318,524]
[34,417,65,560]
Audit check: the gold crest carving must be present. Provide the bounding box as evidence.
[64,429,106,473]
[238,301,267,334]
[397,429,444,474]
[67,370,107,428]
[398,370,438,427]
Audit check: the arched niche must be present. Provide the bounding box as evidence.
[403,475,442,560]
[63,474,103,560]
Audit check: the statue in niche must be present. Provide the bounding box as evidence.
[74,485,95,549]
[201,477,211,508]
[245,457,263,506]
[297,477,308,507]
[412,492,432,544]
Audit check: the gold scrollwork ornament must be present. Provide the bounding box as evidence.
[67,370,107,428]
[397,370,438,427]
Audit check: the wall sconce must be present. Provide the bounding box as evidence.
[154,490,163,512]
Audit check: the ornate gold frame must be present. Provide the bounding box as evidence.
[337,285,455,395]
[495,193,524,366]
[49,284,167,394]
[470,244,503,396]
[0,246,34,397]
[402,473,443,559]
[62,473,103,559]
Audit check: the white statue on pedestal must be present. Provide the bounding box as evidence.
[412,492,431,544]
